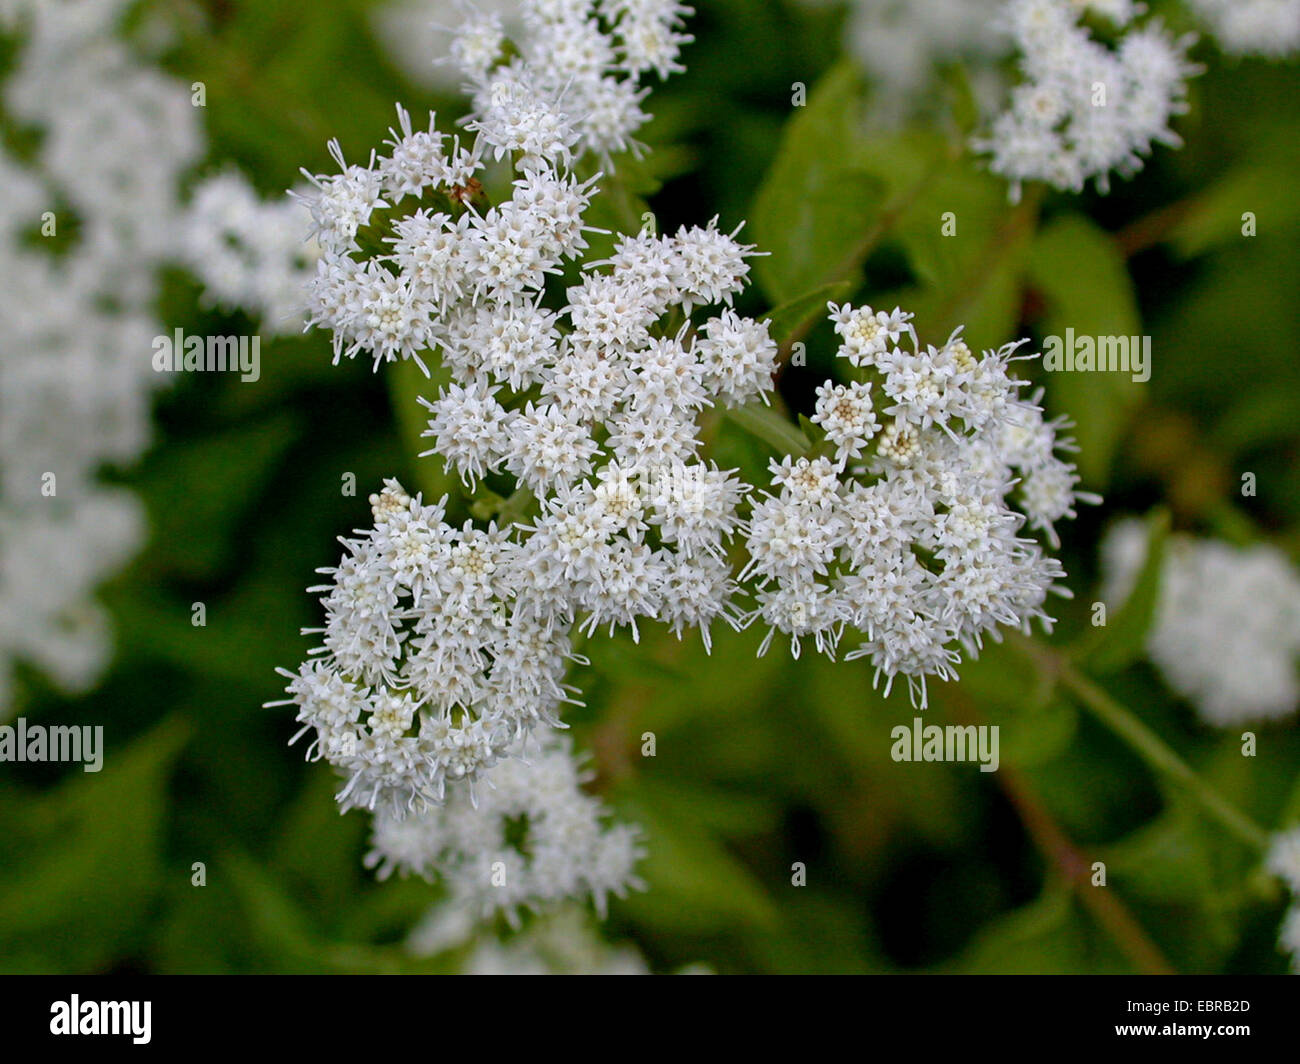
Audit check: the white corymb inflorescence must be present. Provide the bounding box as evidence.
[449,0,693,161]
[365,734,643,923]
[281,7,1093,916]
[1185,0,1300,58]
[279,85,763,814]
[180,172,321,334]
[0,0,203,716]
[1101,521,1300,726]
[742,304,1093,708]
[284,90,1093,748]
[275,479,586,815]
[830,0,1009,123]
[974,0,1201,201]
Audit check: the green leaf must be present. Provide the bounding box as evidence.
[0,718,188,972]
[949,886,1128,974]
[1078,508,1171,673]
[1026,215,1145,485]
[760,280,853,345]
[749,63,889,305]
[611,780,780,936]
[223,850,444,974]
[1102,796,1245,907]
[1098,793,1249,970]
[1168,165,1300,259]
[890,154,1036,351]
[724,402,810,457]
[135,414,298,581]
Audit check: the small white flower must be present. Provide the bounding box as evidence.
[811,380,879,467]
[420,380,511,487]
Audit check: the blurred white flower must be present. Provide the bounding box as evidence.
[0,0,202,716]
[974,0,1201,200]
[1268,828,1300,973]
[1185,0,1300,58]
[1101,521,1300,726]
[804,0,1008,124]
[179,172,320,334]
[407,904,659,973]
[366,733,644,922]
[371,0,525,94]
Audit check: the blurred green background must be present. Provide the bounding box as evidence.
[2,0,1298,974]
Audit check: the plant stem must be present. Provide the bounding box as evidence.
[944,686,1175,974]
[1054,661,1271,852]
[998,761,1177,975]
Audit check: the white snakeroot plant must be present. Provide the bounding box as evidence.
[801,0,1009,124]
[365,734,644,922]
[0,0,203,716]
[1185,0,1300,58]
[975,0,1201,201]
[277,0,1093,922]
[1101,521,1300,726]
[180,171,321,334]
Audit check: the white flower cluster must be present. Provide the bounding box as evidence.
[1101,521,1300,726]
[180,172,320,334]
[283,7,1094,917]
[449,0,693,160]
[974,0,1200,200]
[407,904,657,973]
[1268,828,1300,973]
[275,479,584,814]
[295,93,766,664]
[366,734,643,922]
[0,0,203,715]
[284,14,734,919]
[742,304,1091,707]
[824,0,1009,124]
[1186,0,1300,58]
